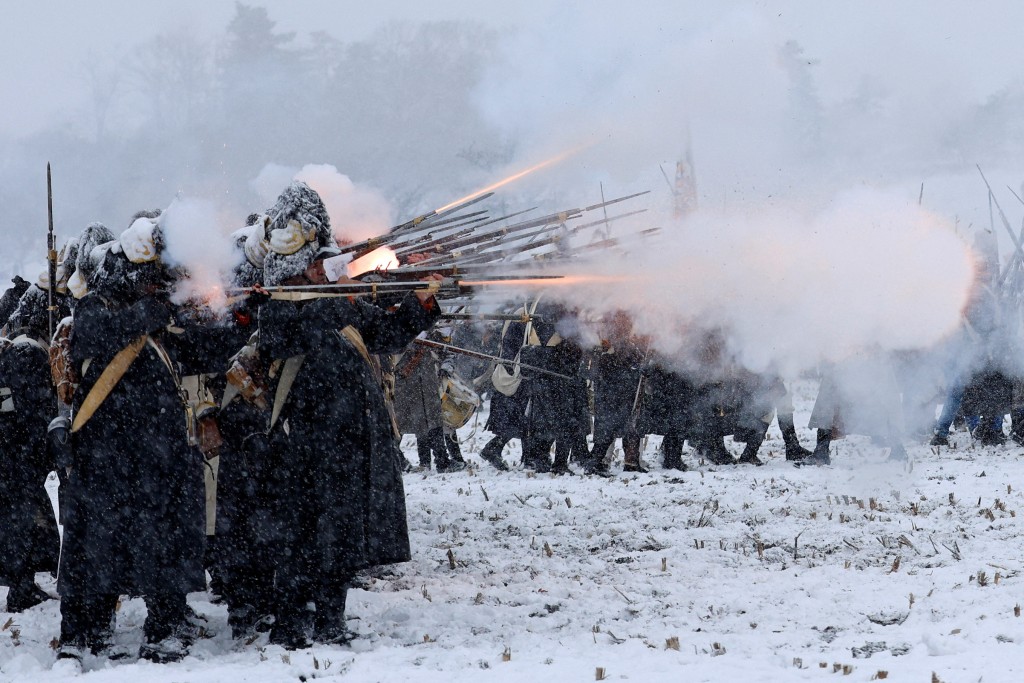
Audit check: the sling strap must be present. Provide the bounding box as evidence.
[269,354,306,430]
[71,335,148,433]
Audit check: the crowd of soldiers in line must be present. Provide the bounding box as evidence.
[0,181,1015,666]
[0,182,441,664]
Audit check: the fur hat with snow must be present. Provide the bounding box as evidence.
[262,182,337,286]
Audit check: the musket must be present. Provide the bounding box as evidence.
[572,208,648,232]
[452,223,587,264]
[46,163,57,341]
[439,312,536,322]
[337,196,496,257]
[343,216,493,263]
[389,192,495,235]
[573,227,662,255]
[976,166,1023,287]
[584,190,650,212]
[413,221,660,271]
[399,192,647,266]
[454,233,570,266]
[363,264,537,280]
[401,208,582,264]
[352,214,495,259]
[338,213,489,259]
[391,207,538,258]
[388,211,493,246]
[413,338,573,380]
[996,183,1024,292]
[228,274,564,301]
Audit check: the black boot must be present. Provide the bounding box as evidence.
[736,429,766,466]
[779,413,812,460]
[662,434,687,471]
[479,437,510,471]
[415,435,432,470]
[972,421,1006,446]
[4,578,52,613]
[314,587,354,645]
[797,429,832,466]
[140,593,195,663]
[522,436,552,473]
[622,433,649,472]
[699,436,734,465]
[269,601,312,650]
[430,428,465,473]
[583,438,613,476]
[446,431,467,467]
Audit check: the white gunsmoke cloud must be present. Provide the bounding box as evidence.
[159,197,239,307]
[251,163,394,244]
[552,188,975,376]
[473,6,797,203]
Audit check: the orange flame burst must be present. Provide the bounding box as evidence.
[348,246,399,277]
[435,145,589,214]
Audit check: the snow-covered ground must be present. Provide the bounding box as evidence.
[2,379,1023,682]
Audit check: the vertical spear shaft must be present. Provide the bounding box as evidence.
[47,163,56,341]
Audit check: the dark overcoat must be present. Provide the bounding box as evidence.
[258,293,437,589]
[484,320,528,438]
[394,346,444,437]
[0,339,59,583]
[591,342,644,441]
[60,294,209,598]
[519,337,588,441]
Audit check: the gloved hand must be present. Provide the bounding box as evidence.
[246,285,271,309]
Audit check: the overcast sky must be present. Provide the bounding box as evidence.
[2,0,535,137]
[6,1,1024,139]
[7,0,1024,236]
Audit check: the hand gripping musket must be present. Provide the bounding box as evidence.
[46,163,57,340]
[413,337,573,380]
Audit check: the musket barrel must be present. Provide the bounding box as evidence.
[413,338,573,380]
[46,163,56,340]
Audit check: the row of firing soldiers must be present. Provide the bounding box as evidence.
[0,182,443,664]
[433,307,819,477]
[0,182,1012,664]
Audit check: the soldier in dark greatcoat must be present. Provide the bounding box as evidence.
[583,311,647,474]
[58,213,235,663]
[394,332,464,472]
[211,216,279,639]
[0,275,30,327]
[256,182,440,648]
[518,308,589,474]
[0,334,59,612]
[477,313,532,471]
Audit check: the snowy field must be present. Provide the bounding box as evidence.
[2,378,1023,682]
